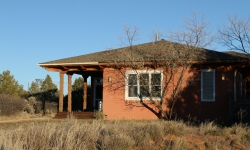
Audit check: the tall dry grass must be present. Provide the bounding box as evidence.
[0,118,250,150]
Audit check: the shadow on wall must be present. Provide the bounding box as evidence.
[175,64,234,123]
[173,49,246,123]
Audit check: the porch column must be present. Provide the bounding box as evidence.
[67,73,73,112]
[82,75,88,111]
[59,72,64,112]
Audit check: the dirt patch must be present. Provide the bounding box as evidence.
[164,133,249,150]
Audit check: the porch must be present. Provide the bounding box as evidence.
[56,70,104,119]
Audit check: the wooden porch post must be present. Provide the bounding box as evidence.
[59,72,64,112]
[82,76,88,111]
[67,73,73,112]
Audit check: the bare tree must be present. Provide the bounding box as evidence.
[107,13,215,120]
[219,15,250,54]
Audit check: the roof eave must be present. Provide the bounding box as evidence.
[37,62,99,66]
[98,59,250,66]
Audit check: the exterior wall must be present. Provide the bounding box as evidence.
[103,68,159,119]
[102,65,239,122]
[175,65,234,122]
[236,70,244,101]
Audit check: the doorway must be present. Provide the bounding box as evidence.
[93,78,103,111]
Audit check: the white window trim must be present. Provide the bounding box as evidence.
[125,70,163,100]
[201,69,215,102]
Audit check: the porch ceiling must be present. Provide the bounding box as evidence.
[38,63,105,73]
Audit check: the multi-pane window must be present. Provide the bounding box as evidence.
[128,74,138,97]
[139,74,150,97]
[152,73,161,97]
[126,70,162,100]
[201,69,215,101]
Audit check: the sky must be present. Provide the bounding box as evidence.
[0,0,250,92]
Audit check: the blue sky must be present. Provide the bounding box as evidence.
[0,1,249,92]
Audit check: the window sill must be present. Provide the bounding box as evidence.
[125,97,161,101]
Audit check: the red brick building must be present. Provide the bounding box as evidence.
[38,40,250,122]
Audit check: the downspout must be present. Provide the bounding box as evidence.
[234,70,237,102]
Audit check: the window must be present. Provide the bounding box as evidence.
[201,69,215,101]
[125,70,162,100]
[128,74,138,97]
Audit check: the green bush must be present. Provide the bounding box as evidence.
[0,94,26,116]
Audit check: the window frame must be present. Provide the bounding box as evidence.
[201,69,215,102]
[125,70,163,100]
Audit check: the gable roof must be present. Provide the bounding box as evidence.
[38,40,249,67]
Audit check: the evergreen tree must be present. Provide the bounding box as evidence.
[27,76,58,114]
[72,77,84,91]
[72,77,84,99]
[72,77,84,111]
[41,75,57,91]
[28,81,40,95]
[0,70,25,97]
[39,74,58,115]
[39,74,58,102]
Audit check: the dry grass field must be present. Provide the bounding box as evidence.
[0,115,250,150]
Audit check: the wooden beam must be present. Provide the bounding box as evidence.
[83,76,88,110]
[41,66,102,72]
[80,65,86,70]
[99,65,105,69]
[59,72,64,112]
[42,67,63,72]
[61,66,69,71]
[67,73,73,112]
[85,68,99,71]
[69,68,100,71]
[67,67,100,71]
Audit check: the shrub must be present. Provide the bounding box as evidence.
[27,97,37,106]
[127,123,151,147]
[144,122,164,142]
[198,121,219,135]
[94,111,105,119]
[0,94,26,116]
[30,99,57,114]
[45,102,58,114]
[163,120,186,136]
[24,104,35,114]
[97,126,135,149]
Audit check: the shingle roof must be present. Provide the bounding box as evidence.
[38,40,249,65]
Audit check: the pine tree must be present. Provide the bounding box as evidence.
[41,75,57,91]
[28,81,40,95]
[72,77,84,91]
[39,74,58,102]
[39,74,58,115]
[0,70,25,97]
[72,77,84,111]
